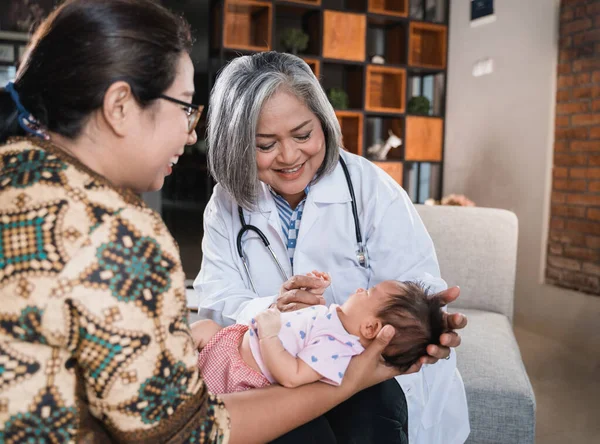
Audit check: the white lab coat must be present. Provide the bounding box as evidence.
[194,150,470,444]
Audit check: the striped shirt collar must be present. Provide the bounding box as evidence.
[268,185,310,269]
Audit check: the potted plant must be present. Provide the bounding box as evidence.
[407,96,431,115]
[281,28,309,55]
[327,88,349,110]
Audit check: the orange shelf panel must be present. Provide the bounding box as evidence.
[336,111,364,156]
[374,161,403,185]
[405,116,443,161]
[323,11,366,62]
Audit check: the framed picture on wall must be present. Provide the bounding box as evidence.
[470,0,496,27]
[0,0,56,34]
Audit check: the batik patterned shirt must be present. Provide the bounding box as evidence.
[0,138,229,443]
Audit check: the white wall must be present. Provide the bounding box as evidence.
[444,0,600,352]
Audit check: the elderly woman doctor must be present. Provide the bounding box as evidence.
[195,52,470,444]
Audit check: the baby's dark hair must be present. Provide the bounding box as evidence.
[376,281,445,372]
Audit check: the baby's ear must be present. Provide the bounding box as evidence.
[360,318,383,340]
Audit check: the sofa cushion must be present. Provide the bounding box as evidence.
[452,308,536,444]
[416,205,518,321]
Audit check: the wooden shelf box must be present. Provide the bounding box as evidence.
[322,10,366,62]
[222,0,272,51]
[302,57,320,78]
[285,0,322,5]
[336,111,364,156]
[374,161,403,185]
[368,0,408,18]
[365,65,406,113]
[409,22,447,69]
[405,116,443,161]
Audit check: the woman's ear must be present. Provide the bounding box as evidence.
[101,81,136,137]
[359,317,383,340]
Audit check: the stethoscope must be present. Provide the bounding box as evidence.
[237,155,368,293]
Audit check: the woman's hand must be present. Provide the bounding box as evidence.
[343,325,400,393]
[408,286,468,372]
[274,273,330,312]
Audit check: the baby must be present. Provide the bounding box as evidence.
[191,273,445,395]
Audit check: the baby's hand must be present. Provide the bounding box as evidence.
[254,307,282,339]
[305,270,331,296]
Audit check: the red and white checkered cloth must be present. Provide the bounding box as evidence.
[197,323,271,394]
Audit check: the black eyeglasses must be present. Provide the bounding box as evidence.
[159,94,204,134]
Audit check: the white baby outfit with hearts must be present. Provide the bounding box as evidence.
[248,304,365,385]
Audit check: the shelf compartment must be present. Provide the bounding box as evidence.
[405,116,443,161]
[365,65,406,113]
[408,21,447,69]
[322,0,368,13]
[367,19,407,65]
[336,111,364,156]
[365,116,404,161]
[322,10,366,62]
[221,0,272,52]
[374,161,404,185]
[321,63,364,110]
[410,0,448,23]
[405,161,442,203]
[278,0,322,6]
[275,3,321,56]
[407,71,445,116]
[368,0,408,18]
[302,57,321,78]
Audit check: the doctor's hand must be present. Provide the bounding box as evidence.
[273,274,329,312]
[420,286,468,367]
[343,325,401,392]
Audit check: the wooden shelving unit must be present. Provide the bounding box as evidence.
[209,0,450,203]
[288,0,321,5]
[409,22,447,69]
[374,161,403,184]
[322,10,366,62]
[366,19,406,65]
[336,111,364,156]
[302,57,320,78]
[368,0,408,17]
[365,65,406,113]
[218,0,273,52]
[405,116,443,161]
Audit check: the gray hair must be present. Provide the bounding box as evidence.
[207,51,341,210]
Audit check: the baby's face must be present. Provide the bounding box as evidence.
[343,280,400,318]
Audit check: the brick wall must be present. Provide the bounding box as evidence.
[547,0,600,295]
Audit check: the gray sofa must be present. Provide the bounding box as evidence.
[416,204,536,444]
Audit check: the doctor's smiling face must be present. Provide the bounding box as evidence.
[255,88,326,208]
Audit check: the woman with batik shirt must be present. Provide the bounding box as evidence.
[0,1,400,442]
